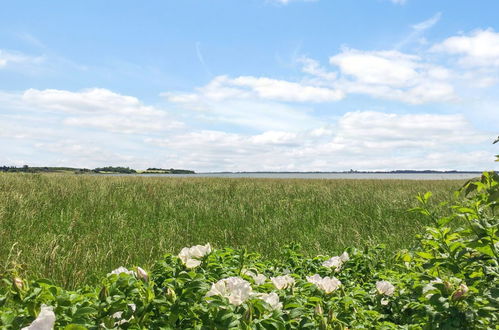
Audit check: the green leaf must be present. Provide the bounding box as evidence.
[73,306,97,318]
[416,252,434,260]
[64,325,88,330]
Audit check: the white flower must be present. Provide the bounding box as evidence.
[242,270,267,285]
[112,303,136,326]
[270,275,295,290]
[178,243,212,268]
[206,277,253,306]
[136,267,148,281]
[306,274,342,293]
[381,298,390,305]
[376,280,395,296]
[255,292,282,311]
[21,305,55,330]
[108,266,135,276]
[253,274,267,285]
[322,251,349,271]
[422,278,443,299]
[322,256,342,270]
[340,251,349,262]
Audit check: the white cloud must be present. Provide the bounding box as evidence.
[412,13,441,31]
[330,50,420,87]
[1,84,495,171]
[164,76,339,131]
[298,56,338,83]
[23,88,160,115]
[390,0,406,4]
[166,75,343,104]
[0,49,43,68]
[328,48,456,104]
[431,29,499,67]
[269,0,317,4]
[145,111,494,172]
[20,88,182,134]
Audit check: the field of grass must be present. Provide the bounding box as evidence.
[0,173,467,289]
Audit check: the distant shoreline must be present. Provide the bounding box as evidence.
[0,166,487,175]
[199,170,484,174]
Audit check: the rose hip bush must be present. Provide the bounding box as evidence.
[1,172,497,329]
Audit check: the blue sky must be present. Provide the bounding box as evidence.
[1,0,498,171]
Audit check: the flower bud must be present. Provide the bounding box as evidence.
[314,303,323,315]
[13,277,23,290]
[136,267,148,281]
[451,283,468,301]
[166,287,177,301]
[99,286,109,301]
[443,281,453,294]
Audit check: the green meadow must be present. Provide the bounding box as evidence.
[0,173,466,289]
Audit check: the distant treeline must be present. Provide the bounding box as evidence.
[0,165,195,174]
[143,168,195,174]
[93,166,136,174]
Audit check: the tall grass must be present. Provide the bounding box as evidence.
[0,173,465,288]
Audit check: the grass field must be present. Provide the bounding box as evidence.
[0,173,467,289]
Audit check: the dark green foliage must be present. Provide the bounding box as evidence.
[92,167,137,174]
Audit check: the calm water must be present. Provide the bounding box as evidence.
[117,173,482,180]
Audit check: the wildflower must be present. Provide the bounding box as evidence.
[178,243,212,268]
[380,298,390,305]
[166,287,177,301]
[340,251,349,262]
[108,266,135,276]
[13,277,23,290]
[255,292,282,311]
[206,277,253,306]
[422,278,443,299]
[314,303,324,315]
[322,251,349,271]
[452,283,469,301]
[21,305,55,330]
[376,280,395,296]
[322,256,342,270]
[306,274,342,293]
[112,304,136,327]
[136,267,148,281]
[270,275,295,290]
[242,269,267,285]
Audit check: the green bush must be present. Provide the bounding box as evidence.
[1,172,497,329]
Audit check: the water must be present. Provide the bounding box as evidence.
[115,172,482,180]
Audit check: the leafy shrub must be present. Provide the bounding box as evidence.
[1,172,497,329]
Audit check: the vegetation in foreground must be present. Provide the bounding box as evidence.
[0,174,464,288]
[0,172,497,329]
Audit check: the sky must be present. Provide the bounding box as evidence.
[0,0,498,172]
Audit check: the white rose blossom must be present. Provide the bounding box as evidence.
[108,266,135,276]
[270,275,295,290]
[242,270,267,285]
[254,292,282,311]
[21,305,56,330]
[340,251,349,262]
[206,277,253,306]
[376,280,395,296]
[112,303,136,327]
[306,274,342,294]
[136,267,148,281]
[178,243,212,269]
[422,278,443,299]
[322,251,349,271]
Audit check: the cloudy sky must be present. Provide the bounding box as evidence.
[1,0,498,171]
